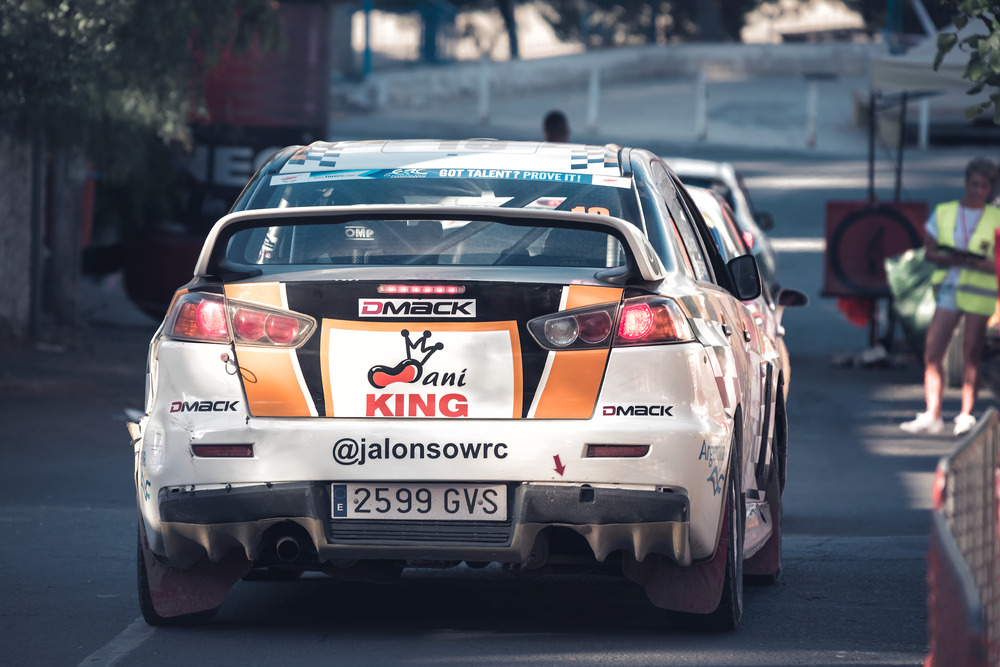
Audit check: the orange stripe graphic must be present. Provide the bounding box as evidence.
[233,346,314,417]
[224,282,283,307]
[532,285,622,419]
[564,284,622,311]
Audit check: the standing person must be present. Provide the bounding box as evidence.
[901,157,1000,435]
[543,110,570,142]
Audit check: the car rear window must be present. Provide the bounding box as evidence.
[226,218,626,268]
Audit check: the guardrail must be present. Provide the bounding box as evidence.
[926,407,1000,666]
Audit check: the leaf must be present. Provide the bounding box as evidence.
[954,14,970,29]
[936,32,959,70]
[965,102,989,119]
[969,82,987,95]
[967,57,988,81]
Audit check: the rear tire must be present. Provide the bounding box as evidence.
[773,384,787,495]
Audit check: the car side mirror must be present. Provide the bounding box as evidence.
[756,211,775,231]
[775,287,809,308]
[727,255,762,301]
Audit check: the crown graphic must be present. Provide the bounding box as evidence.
[401,329,444,365]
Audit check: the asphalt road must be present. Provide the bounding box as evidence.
[0,106,986,665]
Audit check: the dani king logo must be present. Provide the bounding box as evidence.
[366,330,468,417]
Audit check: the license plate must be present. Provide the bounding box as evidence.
[331,483,507,521]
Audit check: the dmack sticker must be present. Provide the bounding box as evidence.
[322,320,521,419]
[602,404,673,417]
[169,400,240,413]
[359,299,476,318]
[332,436,508,466]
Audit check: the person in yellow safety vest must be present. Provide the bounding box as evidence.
[902,157,1000,436]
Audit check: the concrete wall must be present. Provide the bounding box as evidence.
[336,41,879,112]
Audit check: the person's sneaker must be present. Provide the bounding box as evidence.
[900,412,945,434]
[954,413,977,436]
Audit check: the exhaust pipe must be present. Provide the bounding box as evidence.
[275,536,301,562]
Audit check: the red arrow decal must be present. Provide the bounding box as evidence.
[553,454,566,476]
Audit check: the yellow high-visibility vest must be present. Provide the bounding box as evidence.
[930,201,1000,316]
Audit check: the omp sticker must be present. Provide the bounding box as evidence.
[321,320,523,419]
[529,285,623,419]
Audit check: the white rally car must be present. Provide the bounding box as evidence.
[129,140,783,631]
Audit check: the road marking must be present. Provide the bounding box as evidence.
[78,617,153,666]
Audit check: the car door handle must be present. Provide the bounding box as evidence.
[743,329,752,343]
[721,324,732,337]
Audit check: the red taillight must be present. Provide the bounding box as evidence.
[197,300,228,336]
[233,308,266,341]
[170,295,230,343]
[192,444,254,458]
[742,231,755,249]
[613,297,693,346]
[618,303,654,340]
[586,444,650,458]
[265,315,299,345]
[233,307,303,346]
[167,294,315,347]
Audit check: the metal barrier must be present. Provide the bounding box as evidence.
[926,407,1000,666]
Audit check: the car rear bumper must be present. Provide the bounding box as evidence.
[152,481,691,569]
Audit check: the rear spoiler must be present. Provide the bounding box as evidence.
[194,205,667,284]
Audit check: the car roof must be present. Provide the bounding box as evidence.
[661,156,736,181]
[273,140,627,181]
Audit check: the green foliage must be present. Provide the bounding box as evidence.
[933,0,1000,122]
[539,0,753,47]
[0,0,282,178]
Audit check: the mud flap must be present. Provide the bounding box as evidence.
[140,529,252,619]
[621,510,728,613]
[744,450,782,579]
[744,506,781,577]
